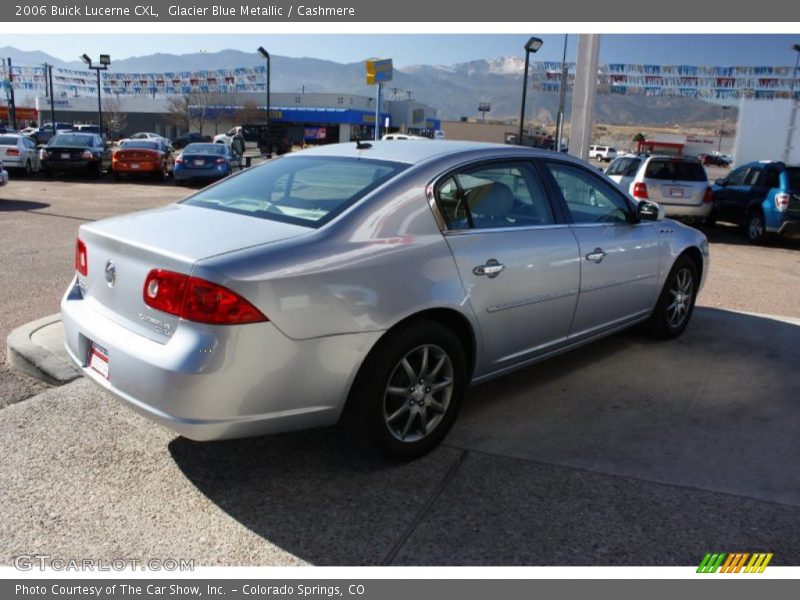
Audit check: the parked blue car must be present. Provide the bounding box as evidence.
[710,161,800,243]
[173,143,241,185]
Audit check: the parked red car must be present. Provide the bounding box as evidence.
[112,139,174,181]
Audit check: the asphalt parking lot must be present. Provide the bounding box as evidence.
[1,171,799,566]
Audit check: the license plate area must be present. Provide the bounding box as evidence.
[130,163,140,169]
[61,153,70,159]
[668,187,684,197]
[194,159,205,166]
[87,341,109,379]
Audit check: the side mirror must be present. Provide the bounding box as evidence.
[636,200,665,222]
[714,178,726,187]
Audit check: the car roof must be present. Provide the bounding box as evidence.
[284,140,581,166]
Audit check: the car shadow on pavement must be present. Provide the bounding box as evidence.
[0,199,50,211]
[168,307,800,566]
[700,222,800,249]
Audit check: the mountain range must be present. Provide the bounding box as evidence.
[1,46,734,126]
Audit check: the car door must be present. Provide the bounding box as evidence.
[713,165,748,221]
[541,160,662,338]
[23,136,39,170]
[435,160,581,376]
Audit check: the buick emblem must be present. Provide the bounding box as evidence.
[104,260,116,287]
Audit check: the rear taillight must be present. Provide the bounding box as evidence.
[112,151,119,160]
[6,148,20,156]
[143,269,267,325]
[215,157,225,164]
[775,193,790,212]
[75,238,88,276]
[632,182,649,199]
[703,186,713,203]
[175,156,184,165]
[81,150,93,160]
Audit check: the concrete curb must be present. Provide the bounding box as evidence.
[6,313,82,386]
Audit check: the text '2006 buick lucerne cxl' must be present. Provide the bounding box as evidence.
[61,141,709,459]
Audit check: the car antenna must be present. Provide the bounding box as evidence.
[355,139,372,150]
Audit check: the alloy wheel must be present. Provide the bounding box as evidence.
[666,267,694,328]
[383,344,454,443]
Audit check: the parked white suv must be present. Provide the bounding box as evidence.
[589,145,617,162]
[606,154,713,221]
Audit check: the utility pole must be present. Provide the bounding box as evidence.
[6,58,17,130]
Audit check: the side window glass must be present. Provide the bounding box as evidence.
[545,162,631,224]
[435,162,555,230]
[725,167,748,186]
[763,170,780,189]
[744,168,762,187]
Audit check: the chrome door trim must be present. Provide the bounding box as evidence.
[486,288,580,313]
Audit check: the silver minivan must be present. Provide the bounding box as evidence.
[606,155,713,221]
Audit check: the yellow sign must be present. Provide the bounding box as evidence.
[366,58,393,85]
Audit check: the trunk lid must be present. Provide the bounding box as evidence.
[77,203,310,342]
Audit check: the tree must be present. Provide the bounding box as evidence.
[632,132,647,143]
[102,95,127,138]
[164,95,190,133]
[234,100,263,125]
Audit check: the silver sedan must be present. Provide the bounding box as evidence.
[62,141,709,459]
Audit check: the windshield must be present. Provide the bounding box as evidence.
[606,157,641,177]
[644,159,707,182]
[786,168,800,191]
[49,134,94,147]
[182,155,408,227]
[183,144,225,155]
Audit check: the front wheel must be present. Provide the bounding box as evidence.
[647,255,699,339]
[342,321,467,460]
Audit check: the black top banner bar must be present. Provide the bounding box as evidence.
[2,0,800,21]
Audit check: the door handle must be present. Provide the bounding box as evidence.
[585,248,606,263]
[473,259,505,278]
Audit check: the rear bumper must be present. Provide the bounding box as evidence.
[773,219,800,238]
[61,276,381,441]
[1,156,24,169]
[42,159,97,173]
[113,161,160,173]
[173,165,229,180]
[660,202,712,219]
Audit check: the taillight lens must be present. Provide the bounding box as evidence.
[215,157,226,164]
[633,182,649,199]
[703,186,713,203]
[112,151,119,160]
[775,193,790,212]
[175,156,184,165]
[81,150,93,160]
[75,238,88,276]
[6,148,20,156]
[143,269,267,325]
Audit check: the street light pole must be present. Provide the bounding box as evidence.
[791,44,800,94]
[257,47,271,156]
[80,53,110,138]
[555,34,569,152]
[518,37,543,146]
[717,105,730,154]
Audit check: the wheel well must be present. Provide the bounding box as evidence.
[385,308,477,379]
[680,246,704,281]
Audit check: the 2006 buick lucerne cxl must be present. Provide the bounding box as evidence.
[62,141,709,459]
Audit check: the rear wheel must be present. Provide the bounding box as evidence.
[647,255,699,339]
[342,321,467,460]
[24,160,32,177]
[746,210,767,244]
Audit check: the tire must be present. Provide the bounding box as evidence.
[704,210,717,227]
[596,154,603,161]
[647,255,699,339]
[342,320,467,461]
[746,210,767,244]
[154,164,168,182]
[24,160,32,177]
[175,178,185,186]
[94,162,104,179]
[113,171,122,181]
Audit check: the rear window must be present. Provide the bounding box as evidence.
[183,144,224,155]
[606,157,641,177]
[0,136,18,145]
[786,168,800,191]
[121,141,160,150]
[644,159,707,182]
[182,155,407,228]
[49,134,94,147]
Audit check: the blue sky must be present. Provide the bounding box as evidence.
[3,34,800,67]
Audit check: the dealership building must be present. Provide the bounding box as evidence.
[9,92,440,142]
